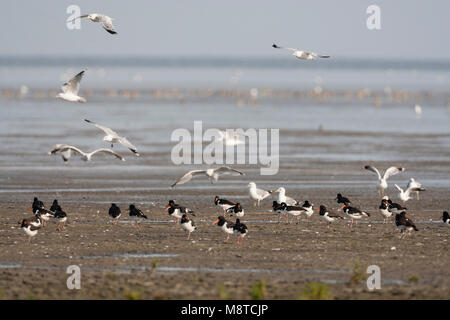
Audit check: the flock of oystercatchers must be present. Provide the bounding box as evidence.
[19,185,449,244]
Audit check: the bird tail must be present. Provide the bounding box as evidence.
[318,55,330,58]
[413,225,419,231]
[272,44,282,49]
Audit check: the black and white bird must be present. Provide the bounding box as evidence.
[180,214,197,240]
[384,197,407,213]
[84,119,139,156]
[272,201,288,223]
[213,216,235,242]
[165,200,195,223]
[129,204,147,229]
[50,199,61,213]
[56,70,87,103]
[226,203,244,218]
[54,208,67,231]
[171,167,244,188]
[20,219,40,243]
[336,194,351,209]
[67,13,117,34]
[272,44,330,60]
[442,211,450,225]
[31,197,45,211]
[109,203,121,225]
[318,205,344,229]
[233,219,248,245]
[279,202,306,224]
[341,203,370,228]
[214,196,236,215]
[395,211,418,239]
[49,144,125,162]
[364,165,405,196]
[31,199,53,227]
[273,187,298,206]
[379,199,394,223]
[301,201,314,219]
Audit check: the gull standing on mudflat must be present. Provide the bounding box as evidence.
[248,182,273,207]
[273,187,298,206]
[170,167,245,188]
[407,178,424,200]
[68,13,117,34]
[272,44,330,60]
[364,165,405,196]
[49,144,125,162]
[56,70,87,103]
[84,119,140,156]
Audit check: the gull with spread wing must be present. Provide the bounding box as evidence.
[68,13,117,34]
[272,44,330,60]
[56,70,86,103]
[394,184,425,204]
[364,165,405,196]
[171,167,245,188]
[84,119,139,156]
[48,144,125,162]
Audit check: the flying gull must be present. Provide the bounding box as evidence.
[272,44,330,60]
[84,119,140,156]
[56,70,87,103]
[68,13,117,34]
[48,144,125,162]
[171,167,245,188]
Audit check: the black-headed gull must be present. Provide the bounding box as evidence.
[170,167,244,188]
[68,13,117,34]
[272,44,330,60]
[84,119,140,156]
[56,70,86,103]
[48,144,125,162]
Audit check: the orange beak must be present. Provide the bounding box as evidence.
[29,207,32,211]
[213,218,219,225]
[165,205,170,211]
[341,204,346,209]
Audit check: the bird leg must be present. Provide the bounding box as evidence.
[224,234,230,242]
[187,232,191,240]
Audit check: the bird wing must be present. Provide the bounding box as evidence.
[66,14,89,23]
[62,70,85,95]
[84,119,118,137]
[171,170,206,188]
[214,166,245,176]
[256,188,271,198]
[118,137,139,156]
[48,144,85,156]
[364,165,381,180]
[383,167,405,181]
[88,149,125,161]
[99,15,117,34]
[394,184,404,193]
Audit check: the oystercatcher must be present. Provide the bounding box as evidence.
[129,204,147,229]
[226,203,244,218]
[395,211,418,239]
[180,214,197,240]
[109,203,121,225]
[318,205,343,229]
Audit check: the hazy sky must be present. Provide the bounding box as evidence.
[2,0,449,59]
